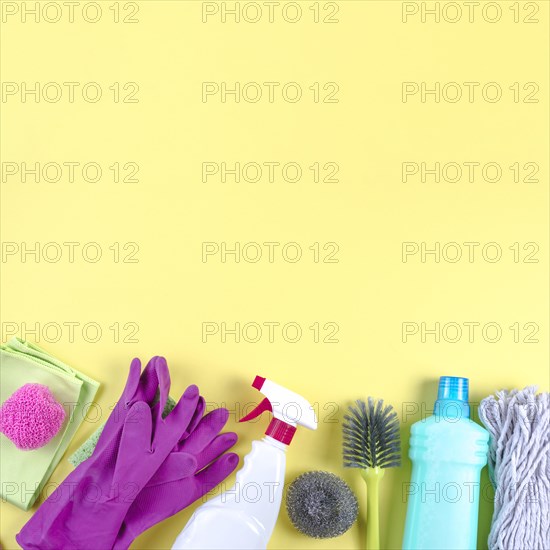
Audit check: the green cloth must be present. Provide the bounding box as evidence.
[0,338,99,510]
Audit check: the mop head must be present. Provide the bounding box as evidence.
[69,395,177,467]
[0,384,66,450]
[479,386,550,550]
[286,471,358,539]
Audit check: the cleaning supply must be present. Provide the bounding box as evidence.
[343,397,401,550]
[0,337,99,510]
[68,395,177,467]
[286,471,358,539]
[402,376,490,550]
[17,356,238,550]
[67,423,104,467]
[114,407,239,550]
[172,375,318,550]
[0,383,65,450]
[479,386,550,550]
[18,374,201,549]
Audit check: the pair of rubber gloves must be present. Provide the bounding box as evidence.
[17,357,239,550]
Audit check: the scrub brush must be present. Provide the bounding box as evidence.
[343,398,401,550]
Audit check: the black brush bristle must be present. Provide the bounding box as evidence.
[342,398,401,469]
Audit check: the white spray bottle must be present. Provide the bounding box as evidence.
[172,375,318,550]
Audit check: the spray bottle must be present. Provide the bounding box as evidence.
[172,375,318,550]
[402,376,489,550]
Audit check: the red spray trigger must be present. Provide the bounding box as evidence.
[239,397,272,423]
[238,374,315,446]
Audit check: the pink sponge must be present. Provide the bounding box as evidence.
[0,383,66,450]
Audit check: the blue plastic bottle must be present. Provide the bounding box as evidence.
[402,377,489,550]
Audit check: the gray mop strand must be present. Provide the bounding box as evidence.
[479,386,550,550]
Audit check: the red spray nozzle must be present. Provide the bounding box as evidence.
[237,375,317,446]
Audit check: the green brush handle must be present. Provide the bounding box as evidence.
[361,467,385,550]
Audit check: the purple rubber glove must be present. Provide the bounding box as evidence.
[94,356,207,478]
[17,359,201,550]
[114,407,239,549]
[96,356,204,454]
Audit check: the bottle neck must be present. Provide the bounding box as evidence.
[263,435,289,451]
[265,418,296,445]
[434,376,470,420]
[434,399,470,420]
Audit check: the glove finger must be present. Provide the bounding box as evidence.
[146,453,197,487]
[113,401,153,486]
[152,356,171,420]
[178,408,229,454]
[195,432,238,471]
[184,396,206,438]
[158,384,200,448]
[95,357,143,453]
[137,355,165,404]
[150,357,172,431]
[114,453,237,543]
[122,357,143,402]
[193,452,239,497]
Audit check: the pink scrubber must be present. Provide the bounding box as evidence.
[0,383,66,450]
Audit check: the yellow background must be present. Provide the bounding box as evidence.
[1,1,548,548]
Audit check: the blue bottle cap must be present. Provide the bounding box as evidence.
[434,376,470,419]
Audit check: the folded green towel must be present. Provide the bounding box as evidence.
[0,338,99,510]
